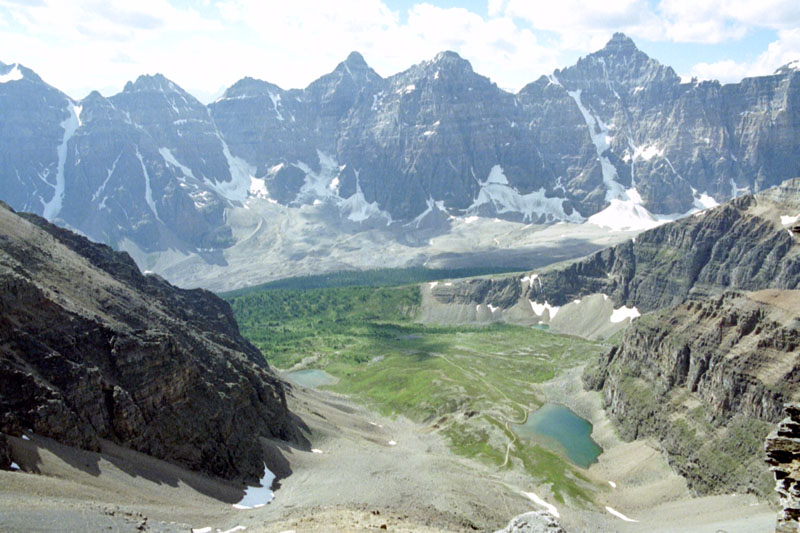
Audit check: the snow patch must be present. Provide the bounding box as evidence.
[388,440,397,446]
[42,102,82,220]
[467,165,583,223]
[610,305,640,323]
[608,481,617,489]
[587,197,661,231]
[522,491,559,518]
[566,89,626,201]
[136,147,162,223]
[93,152,122,208]
[339,169,391,224]
[529,300,560,319]
[159,147,196,180]
[21,434,30,441]
[781,213,800,226]
[605,506,638,522]
[295,151,341,204]
[0,63,23,83]
[633,144,662,161]
[311,449,324,454]
[408,197,445,228]
[694,191,718,210]
[429,282,439,288]
[233,463,274,509]
[398,84,416,95]
[488,304,499,313]
[268,92,283,121]
[10,462,20,470]
[249,177,268,198]
[214,138,255,203]
[730,179,751,198]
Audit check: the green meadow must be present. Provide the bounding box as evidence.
[225,278,608,504]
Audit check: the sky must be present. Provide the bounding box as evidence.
[0,0,798,103]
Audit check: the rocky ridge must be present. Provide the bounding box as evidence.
[1,36,799,282]
[0,201,299,482]
[584,289,800,496]
[427,177,800,319]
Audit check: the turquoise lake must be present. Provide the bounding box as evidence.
[512,403,602,468]
[285,369,338,389]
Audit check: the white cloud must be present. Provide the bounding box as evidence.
[0,0,797,101]
[499,0,662,50]
[691,28,800,82]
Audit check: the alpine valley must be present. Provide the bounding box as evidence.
[3,31,800,533]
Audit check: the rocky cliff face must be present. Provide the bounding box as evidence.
[765,403,800,532]
[585,289,800,496]
[0,202,298,482]
[427,179,800,320]
[530,178,800,312]
[1,36,799,275]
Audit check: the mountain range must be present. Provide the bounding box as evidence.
[1,33,799,288]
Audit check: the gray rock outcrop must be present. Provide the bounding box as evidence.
[0,201,299,482]
[585,289,800,496]
[0,433,10,471]
[494,511,565,533]
[766,404,800,532]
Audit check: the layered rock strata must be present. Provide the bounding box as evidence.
[586,290,800,496]
[766,403,800,532]
[428,178,800,319]
[0,202,298,482]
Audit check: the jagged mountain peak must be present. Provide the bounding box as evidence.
[429,50,473,72]
[775,60,800,76]
[330,51,381,85]
[344,51,369,68]
[221,76,284,99]
[0,61,43,85]
[81,89,107,103]
[603,32,639,54]
[123,73,187,96]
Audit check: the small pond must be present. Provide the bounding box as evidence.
[285,368,338,389]
[512,403,602,468]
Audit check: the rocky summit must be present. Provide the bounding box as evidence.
[1,34,799,283]
[0,201,299,483]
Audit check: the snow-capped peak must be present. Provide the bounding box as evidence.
[0,63,23,84]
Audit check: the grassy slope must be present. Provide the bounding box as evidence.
[225,283,608,504]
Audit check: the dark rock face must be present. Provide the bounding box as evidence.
[431,278,521,309]
[765,404,800,532]
[531,178,800,312]
[0,202,298,482]
[2,36,800,261]
[0,433,10,471]
[585,290,800,496]
[430,179,800,314]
